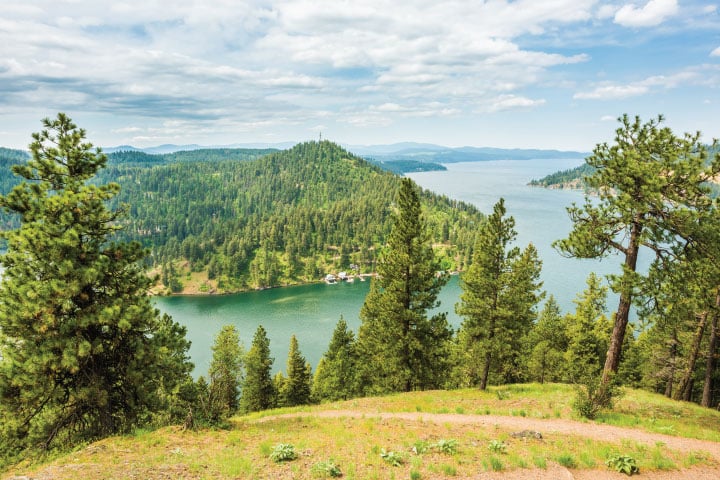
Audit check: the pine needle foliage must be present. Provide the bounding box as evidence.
[0,114,192,461]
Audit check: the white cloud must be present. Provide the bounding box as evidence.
[614,0,679,27]
[487,95,546,112]
[596,4,620,19]
[600,115,618,121]
[575,84,648,100]
[574,67,709,100]
[0,0,716,147]
[712,46,720,57]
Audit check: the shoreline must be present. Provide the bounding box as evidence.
[153,273,379,298]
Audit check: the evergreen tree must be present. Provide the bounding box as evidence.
[239,325,275,413]
[525,296,568,383]
[0,114,192,457]
[356,178,452,393]
[312,317,358,401]
[207,325,244,421]
[554,114,720,395]
[279,335,312,407]
[564,274,612,382]
[455,199,543,389]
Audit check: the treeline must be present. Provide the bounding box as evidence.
[527,163,595,188]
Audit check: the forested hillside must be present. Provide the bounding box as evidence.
[107,141,481,292]
[528,163,594,189]
[0,142,483,292]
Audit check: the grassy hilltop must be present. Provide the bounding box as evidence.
[4,384,720,479]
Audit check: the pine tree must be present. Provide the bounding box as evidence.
[0,114,192,457]
[356,178,452,393]
[279,335,312,407]
[554,114,720,395]
[207,325,244,420]
[312,317,358,401]
[240,325,275,413]
[564,274,612,382]
[525,296,568,384]
[455,198,543,389]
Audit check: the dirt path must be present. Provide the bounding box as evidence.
[255,410,720,479]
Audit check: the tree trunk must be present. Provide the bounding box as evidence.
[675,312,708,401]
[601,222,641,387]
[664,334,678,398]
[702,295,720,407]
[480,351,491,390]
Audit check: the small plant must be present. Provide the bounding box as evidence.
[410,470,421,480]
[312,460,343,478]
[489,456,504,471]
[556,453,577,468]
[487,440,507,454]
[412,439,430,454]
[495,389,510,400]
[380,449,404,466]
[441,464,457,476]
[605,454,639,476]
[269,443,297,463]
[434,439,458,455]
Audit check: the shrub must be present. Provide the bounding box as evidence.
[380,449,404,466]
[269,443,297,463]
[312,460,342,478]
[435,439,458,455]
[573,375,621,420]
[488,440,507,454]
[605,454,639,475]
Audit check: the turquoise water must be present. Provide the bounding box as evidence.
[155,159,643,375]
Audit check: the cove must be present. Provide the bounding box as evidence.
[155,158,642,375]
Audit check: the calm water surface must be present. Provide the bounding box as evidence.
[156,159,642,375]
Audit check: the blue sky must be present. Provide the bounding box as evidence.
[1,0,718,151]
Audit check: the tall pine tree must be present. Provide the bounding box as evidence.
[455,198,543,389]
[312,317,358,401]
[555,115,720,397]
[279,335,312,407]
[356,178,452,393]
[240,325,275,413]
[206,325,244,421]
[0,114,192,458]
[525,296,568,384]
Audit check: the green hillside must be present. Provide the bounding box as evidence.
[103,141,481,292]
[0,142,482,292]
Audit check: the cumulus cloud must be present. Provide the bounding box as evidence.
[614,0,679,27]
[487,95,546,112]
[0,0,714,146]
[712,46,720,57]
[574,67,710,100]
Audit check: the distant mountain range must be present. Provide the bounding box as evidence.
[104,142,590,162]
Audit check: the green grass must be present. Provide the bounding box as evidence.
[3,383,719,479]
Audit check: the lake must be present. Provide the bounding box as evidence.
[155,159,640,375]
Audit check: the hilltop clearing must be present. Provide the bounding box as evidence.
[4,384,720,479]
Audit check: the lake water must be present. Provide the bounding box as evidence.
[155,159,640,375]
